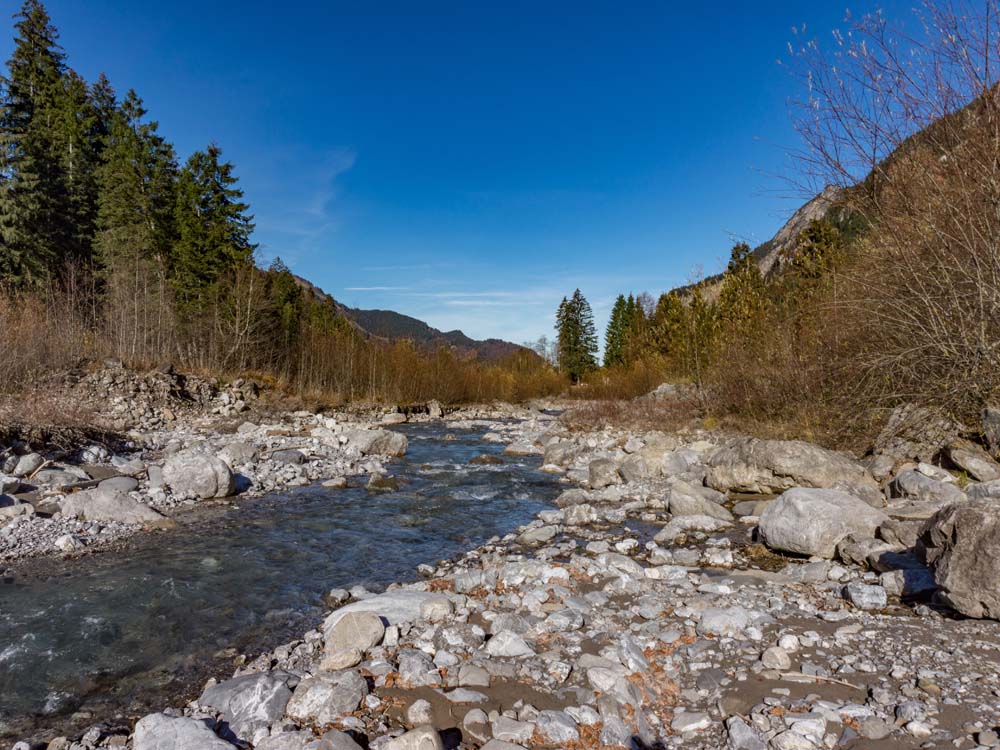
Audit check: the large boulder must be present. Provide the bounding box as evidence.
[875,404,962,463]
[343,428,408,457]
[197,672,293,739]
[133,713,236,750]
[888,470,966,519]
[668,480,733,522]
[920,498,1000,619]
[61,488,167,525]
[162,451,236,499]
[323,590,452,632]
[759,488,889,558]
[706,437,874,494]
[946,440,1000,482]
[285,670,368,725]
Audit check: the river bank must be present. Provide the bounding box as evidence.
[7,373,1000,750]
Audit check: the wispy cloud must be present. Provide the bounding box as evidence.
[249,146,357,267]
[344,286,411,292]
[444,299,523,307]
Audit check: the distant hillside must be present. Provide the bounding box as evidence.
[290,275,530,361]
[344,307,529,361]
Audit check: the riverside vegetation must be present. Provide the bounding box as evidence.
[6,2,1000,750]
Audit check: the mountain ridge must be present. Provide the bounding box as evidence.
[290,275,530,361]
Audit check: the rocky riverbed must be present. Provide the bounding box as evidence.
[7,383,1000,750]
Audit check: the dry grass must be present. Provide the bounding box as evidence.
[559,396,701,434]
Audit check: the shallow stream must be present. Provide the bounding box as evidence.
[0,423,561,742]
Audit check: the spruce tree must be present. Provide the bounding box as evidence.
[556,289,598,382]
[171,143,255,313]
[603,294,627,368]
[0,0,68,285]
[52,69,100,264]
[94,90,177,275]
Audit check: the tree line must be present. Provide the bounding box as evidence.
[0,0,564,405]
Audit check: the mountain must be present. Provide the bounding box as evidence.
[291,275,531,361]
[343,307,527,360]
[675,185,844,300]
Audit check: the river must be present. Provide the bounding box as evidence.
[0,422,562,743]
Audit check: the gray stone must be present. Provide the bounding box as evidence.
[324,610,385,654]
[759,488,888,558]
[588,458,621,489]
[133,713,235,750]
[518,525,558,546]
[761,646,792,670]
[61,488,167,525]
[323,590,449,632]
[98,475,139,493]
[382,726,443,750]
[0,495,34,518]
[12,452,44,478]
[162,451,236,499]
[698,606,751,637]
[946,440,1000,481]
[398,649,441,687]
[485,630,534,657]
[921,498,1000,618]
[198,672,292,739]
[671,712,712,733]
[858,717,893,740]
[890,469,965,506]
[668,480,734,522]
[534,711,578,744]
[706,437,875,494]
[271,449,306,465]
[726,716,767,750]
[285,670,368,725]
[219,442,258,467]
[984,406,1000,455]
[843,582,888,610]
[343,428,408,457]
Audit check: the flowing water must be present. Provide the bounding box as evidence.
[0,423,561,742]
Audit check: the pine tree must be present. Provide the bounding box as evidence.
[171,143,255,313]
[603,294,627,368]
[556,289,598,382]
[0,0,68,286]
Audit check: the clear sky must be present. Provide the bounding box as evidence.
[1,1,911,345]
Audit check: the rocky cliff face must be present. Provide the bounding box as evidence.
[677,184,844,299]
[751,185,844,278]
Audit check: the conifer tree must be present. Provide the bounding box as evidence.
[0,0,68,285]
[603,294,627,368]
[171,143,255,313]
[651,290,686,360]
[717,241,767,330]
[52,69,101,264]
[95,90,177,273]
[556,288,598,382]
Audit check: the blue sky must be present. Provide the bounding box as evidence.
[2,1,911,345]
